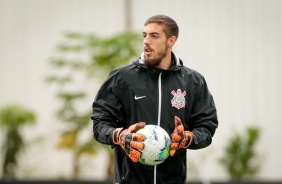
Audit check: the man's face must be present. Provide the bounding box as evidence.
[143,23,169,67]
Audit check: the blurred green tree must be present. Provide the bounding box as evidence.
[46,31,141,179]
[0,104,36,180]
[219,127,261,180]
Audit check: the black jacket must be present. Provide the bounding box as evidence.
[91,53,218,184]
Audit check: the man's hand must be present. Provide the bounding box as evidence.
[170,116,193,156]
[112,122,146,162]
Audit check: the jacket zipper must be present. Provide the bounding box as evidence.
[157,72,162,127]
[154,72,162,184]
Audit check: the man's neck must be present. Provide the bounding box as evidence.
[156,52,172,70]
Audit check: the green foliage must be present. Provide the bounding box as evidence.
[46,31,141,179]
[0,104,36,179]
[0,105,36,128]
[46,31,141,85]
[219,127,261,180]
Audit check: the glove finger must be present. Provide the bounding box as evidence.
[170,141,179,156]
[177,124,184,134]
[170,142,179,149]
[130,156,139,162]
[171,133,181,142]
[130,141,144,150]
[129,148,141,162]
[174,116,184,134]
[170,149,176,156]
[174,116,182,127]
[129,122,146,132]
[131,133,145,141]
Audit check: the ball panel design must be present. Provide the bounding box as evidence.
[136,125,171,166]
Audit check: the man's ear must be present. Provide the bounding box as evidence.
[168,36,177,47]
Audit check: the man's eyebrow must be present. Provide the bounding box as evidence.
[151,32,160,35]
[142,32,160,35]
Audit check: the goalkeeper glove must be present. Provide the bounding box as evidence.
[170,116,193,156]
[112,122,146,162]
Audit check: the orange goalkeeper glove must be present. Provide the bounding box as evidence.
[170,116,193,156]
[112,122,146,162]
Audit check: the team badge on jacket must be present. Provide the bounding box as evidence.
[171,89,186,110]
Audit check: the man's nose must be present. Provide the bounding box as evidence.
[143,36,150,45]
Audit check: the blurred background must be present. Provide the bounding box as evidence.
[0,0,282,183]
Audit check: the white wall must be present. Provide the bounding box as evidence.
[0,0,281,181]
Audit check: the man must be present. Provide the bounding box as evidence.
[92,15,218,184]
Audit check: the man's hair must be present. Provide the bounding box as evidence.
[144,15,179,39]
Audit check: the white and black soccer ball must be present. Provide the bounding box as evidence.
[136,125,171,166]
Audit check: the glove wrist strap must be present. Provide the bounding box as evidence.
[112,128,123,145]
[183,131,193,148]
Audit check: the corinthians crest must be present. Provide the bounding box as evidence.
[171,89,186,110]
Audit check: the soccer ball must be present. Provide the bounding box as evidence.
[136,125,171,166]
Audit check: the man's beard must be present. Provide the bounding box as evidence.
[144,46,168,67]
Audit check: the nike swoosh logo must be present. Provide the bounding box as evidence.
[134,95,146,100]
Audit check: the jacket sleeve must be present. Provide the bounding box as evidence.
[188,74,218,149]
[91,70,126,146]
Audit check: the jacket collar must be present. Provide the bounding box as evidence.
[133,52,183,76]
[138,52,182,67]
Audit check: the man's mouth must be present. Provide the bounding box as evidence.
[144,47,153,55]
